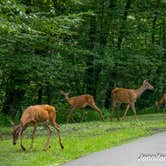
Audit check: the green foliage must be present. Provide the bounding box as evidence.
[0,113,12,126]
[0,0,166,121]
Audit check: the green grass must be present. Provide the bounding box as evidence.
[0,113,166,166]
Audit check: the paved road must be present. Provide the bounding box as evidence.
[62,132,166,166]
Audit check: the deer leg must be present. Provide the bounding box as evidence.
[80,110,87,122]
[110,103,116,121]
[20,128,26,151]
[30,124,37,152]
[122,104,130,120]
[43,125,53,151]
[163,105,165,112]
[155,101,159,111]
[71,115,75,122]
[110,103,120,121]
[67,107,75,123]
[90,102,104,121]
[112,103,121,121]
[51,122,64,149]
[130,103,138,122]
[116,105,121,121]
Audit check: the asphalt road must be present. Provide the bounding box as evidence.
[62,132,166,166]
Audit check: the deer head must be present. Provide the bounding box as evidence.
[12,124,22,145]
[143,80,154,90]
[60,90,71,99]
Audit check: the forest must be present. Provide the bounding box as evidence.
[0,0,166,123]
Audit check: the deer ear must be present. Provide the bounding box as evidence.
[10,120,15,126]
[10,120,15,129]
[60,90,64,95]
[143,80,148,84]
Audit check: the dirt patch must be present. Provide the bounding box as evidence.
[152,128,166,132]
[105,128,121,133]
[122,136,140,143]
[122,128,166,143]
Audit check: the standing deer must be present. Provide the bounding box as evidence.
[110,80,154,122]
[11,105,64,151]
[61,91,104,123]
[155,93,166,112]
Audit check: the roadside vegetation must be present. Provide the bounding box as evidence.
[0,113,166,166]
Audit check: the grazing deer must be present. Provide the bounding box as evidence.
[11,105,64,151]
[155,93,166,112]
[61,91,104,123]
[110,80,154,122]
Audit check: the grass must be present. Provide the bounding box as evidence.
[0,113,166,166]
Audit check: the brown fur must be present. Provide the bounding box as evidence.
[61,91,103,122]
[12,105,64,151]
[110,80,154,122]
[156,93,166,111]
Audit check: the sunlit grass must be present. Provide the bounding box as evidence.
[0,113,166,166]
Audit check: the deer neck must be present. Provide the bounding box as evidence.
[134,85,146,98]
[19,120,24,128]
[64,95,70,103]
[158,98,164,105]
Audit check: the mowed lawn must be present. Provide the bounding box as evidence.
[0,113,166,166]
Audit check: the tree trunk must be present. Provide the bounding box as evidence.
[37,85,43,104]
[100,0,117,48]
[2,84,25,115]
[1,71,25,115]
[152,15,157,45]
[84,15,97,96]
[46,83,51,104]
[100,0,117,107]
[104,72,117,108]
[162,17,166,49]
[2,89,14,114]
[117,0,131,49]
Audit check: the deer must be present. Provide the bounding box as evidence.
[11,104,64,151]
[155,93,166,112]
[60,91,104,123]
[110,80,154,122]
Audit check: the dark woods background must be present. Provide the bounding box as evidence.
[0,0,165,123]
